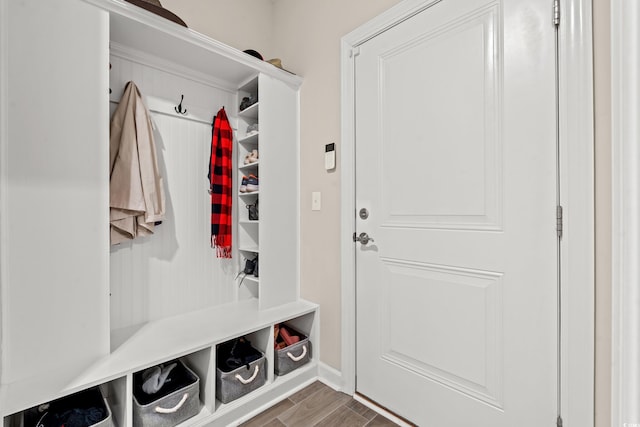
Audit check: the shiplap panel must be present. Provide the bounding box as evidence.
[109,56,238,331]
[2,0,110,385]
[109,54,238,116]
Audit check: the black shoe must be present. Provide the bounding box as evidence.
[244,257,255,275]
[253,256,259,278]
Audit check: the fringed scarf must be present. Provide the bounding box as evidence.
[208,107,233,258]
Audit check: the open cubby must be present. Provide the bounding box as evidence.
[238,222,260,249]
[5,377,126,427]
[274,312,316,377]
[214,327,271,408]
[281,312,316,341]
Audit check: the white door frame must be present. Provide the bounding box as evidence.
[340,0,594,425]
[611,1,640,426]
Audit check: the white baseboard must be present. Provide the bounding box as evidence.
[354,394,414,427]
[229,362,413,427]
[317,362,343,392]
[317,362,413,426]
[228,372,318,426]
[318,362,411,427]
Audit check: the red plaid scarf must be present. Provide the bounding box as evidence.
[208,108,233,258]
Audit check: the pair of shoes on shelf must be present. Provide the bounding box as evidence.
[243,149,259,165]
[239,174,259,193]
[239,95,257,111]
[246,123,259,136]
[243,255,259,278]
[274,324,301,350]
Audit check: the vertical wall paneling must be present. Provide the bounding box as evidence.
[259,74,300,309]
[3,0,110,385]
[109,54,238,333]
[0,0,9,387]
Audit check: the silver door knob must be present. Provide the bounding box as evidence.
[353,232,374,245]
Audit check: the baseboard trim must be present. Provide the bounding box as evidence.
[317,362,343,391]
[354,393,414,427]
[317,364,414,426]
[229,363,414,427]
[227,373,318,426]
[231,363,342,426]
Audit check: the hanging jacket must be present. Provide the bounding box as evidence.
[110,81,165,245]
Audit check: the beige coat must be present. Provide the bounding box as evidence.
[110,81,165,245]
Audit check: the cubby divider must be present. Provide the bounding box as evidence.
[101,376,129,427]
[246,327,275,385]
[179,348,215,416]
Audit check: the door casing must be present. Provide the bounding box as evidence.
[340,0,594,425]
[611,1,640,425]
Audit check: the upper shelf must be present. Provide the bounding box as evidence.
[85,0,303,91]
[239,161,259,171]
[239,102,259,120]
[239,132,259,145]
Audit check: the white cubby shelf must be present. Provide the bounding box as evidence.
[239,161,260,171]
[2,300,318,425]
[238,102,259,120]
[239,247,260,254]
[239,132,259,145]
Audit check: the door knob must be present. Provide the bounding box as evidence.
[353,232,374,245]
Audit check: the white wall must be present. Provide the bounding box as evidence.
[164,0,401,371]
[161,0,277,60]
[271,0,402,371]
[593,0,611,425]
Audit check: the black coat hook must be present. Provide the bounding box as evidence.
[175,94,187,115]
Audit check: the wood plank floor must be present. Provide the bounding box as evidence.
[240,382,401,427]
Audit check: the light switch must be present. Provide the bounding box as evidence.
[312,192,321,211]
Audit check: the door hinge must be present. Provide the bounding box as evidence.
[350,46,361,58]
[553,0,560,26]
[556,205,563,239]
[556,415,563,427]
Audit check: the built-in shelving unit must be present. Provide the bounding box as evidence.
[0,0,312,426]
[2,301,318,425]
[237,77,261,299]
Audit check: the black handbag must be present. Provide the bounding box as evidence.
[246,199,259,221]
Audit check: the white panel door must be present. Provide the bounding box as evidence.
[354,0,558,425]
